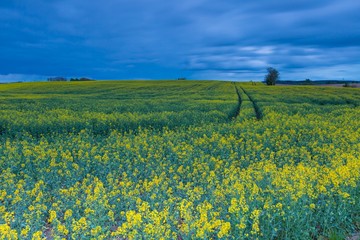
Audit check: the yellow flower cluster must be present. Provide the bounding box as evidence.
[0,81,359,239]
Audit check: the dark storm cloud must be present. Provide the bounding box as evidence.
[0,0,359,81]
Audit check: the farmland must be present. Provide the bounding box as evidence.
[0,81,359,239]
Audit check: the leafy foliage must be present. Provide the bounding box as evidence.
[265,67,279,85]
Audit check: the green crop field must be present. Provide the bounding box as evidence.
[0,81,237,136]
[0,81,359,239]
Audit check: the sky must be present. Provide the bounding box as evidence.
[1,0,360,82]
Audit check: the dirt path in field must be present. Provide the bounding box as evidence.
[228,83,242,120]
[240,86,263,120]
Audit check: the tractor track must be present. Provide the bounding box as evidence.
[228,82,242,120]
[240,86,263,120]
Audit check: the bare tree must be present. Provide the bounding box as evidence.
[265,67,279,85]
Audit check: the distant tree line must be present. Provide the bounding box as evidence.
[263,68,359,86]
[47,77,67,82]
[47,77,94,82]
[69,77,94,81]
[276,79,360,85]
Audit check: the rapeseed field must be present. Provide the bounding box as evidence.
[0,81,359,239]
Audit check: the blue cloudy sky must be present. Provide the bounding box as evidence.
[1,0,359,81]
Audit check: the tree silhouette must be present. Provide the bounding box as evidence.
[265,67,279,85]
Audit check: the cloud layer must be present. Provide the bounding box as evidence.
[1,0,359,81]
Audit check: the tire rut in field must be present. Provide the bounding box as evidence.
[228,83,242,120]
[240,86,263,120]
